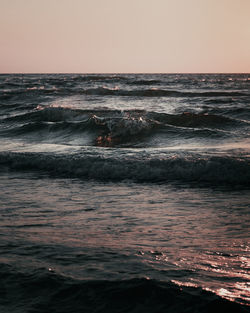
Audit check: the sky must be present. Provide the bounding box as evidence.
[0,0,249,73]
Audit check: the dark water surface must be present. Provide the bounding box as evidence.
[0,74,249,312]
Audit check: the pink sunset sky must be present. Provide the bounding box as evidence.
[0,0,249,73]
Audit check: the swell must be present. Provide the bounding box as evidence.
[0,263,248,313]
[0,151,249,186]
[2,107,241,127]
[81,88,247,98]
[1,86,248,99]
[71,74,129,82]
[126,79,162,85]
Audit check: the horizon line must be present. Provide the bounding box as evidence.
[0,72,250,75]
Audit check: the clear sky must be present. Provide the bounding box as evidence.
[0,0,249,73]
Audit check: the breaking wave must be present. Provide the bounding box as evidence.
[1,107,243,146]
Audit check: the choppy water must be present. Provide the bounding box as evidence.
[0,74,249,312]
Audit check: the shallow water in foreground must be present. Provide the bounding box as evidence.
[0,74,249,312]
[1,173,249,312]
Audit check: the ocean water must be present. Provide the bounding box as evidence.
[0,73,249,313]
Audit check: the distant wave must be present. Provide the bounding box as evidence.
[71,74,128,82]
[0,263,248,313]
[0,151,249,186]
[81,88,248,98]
[1,86,248,99]
[127,79,162,85]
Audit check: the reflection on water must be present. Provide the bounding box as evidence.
[0,173,249,305]
[217,282,250,304]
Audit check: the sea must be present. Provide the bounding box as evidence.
[0,73,249,313]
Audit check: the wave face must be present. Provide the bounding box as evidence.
[0,264,248,313]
